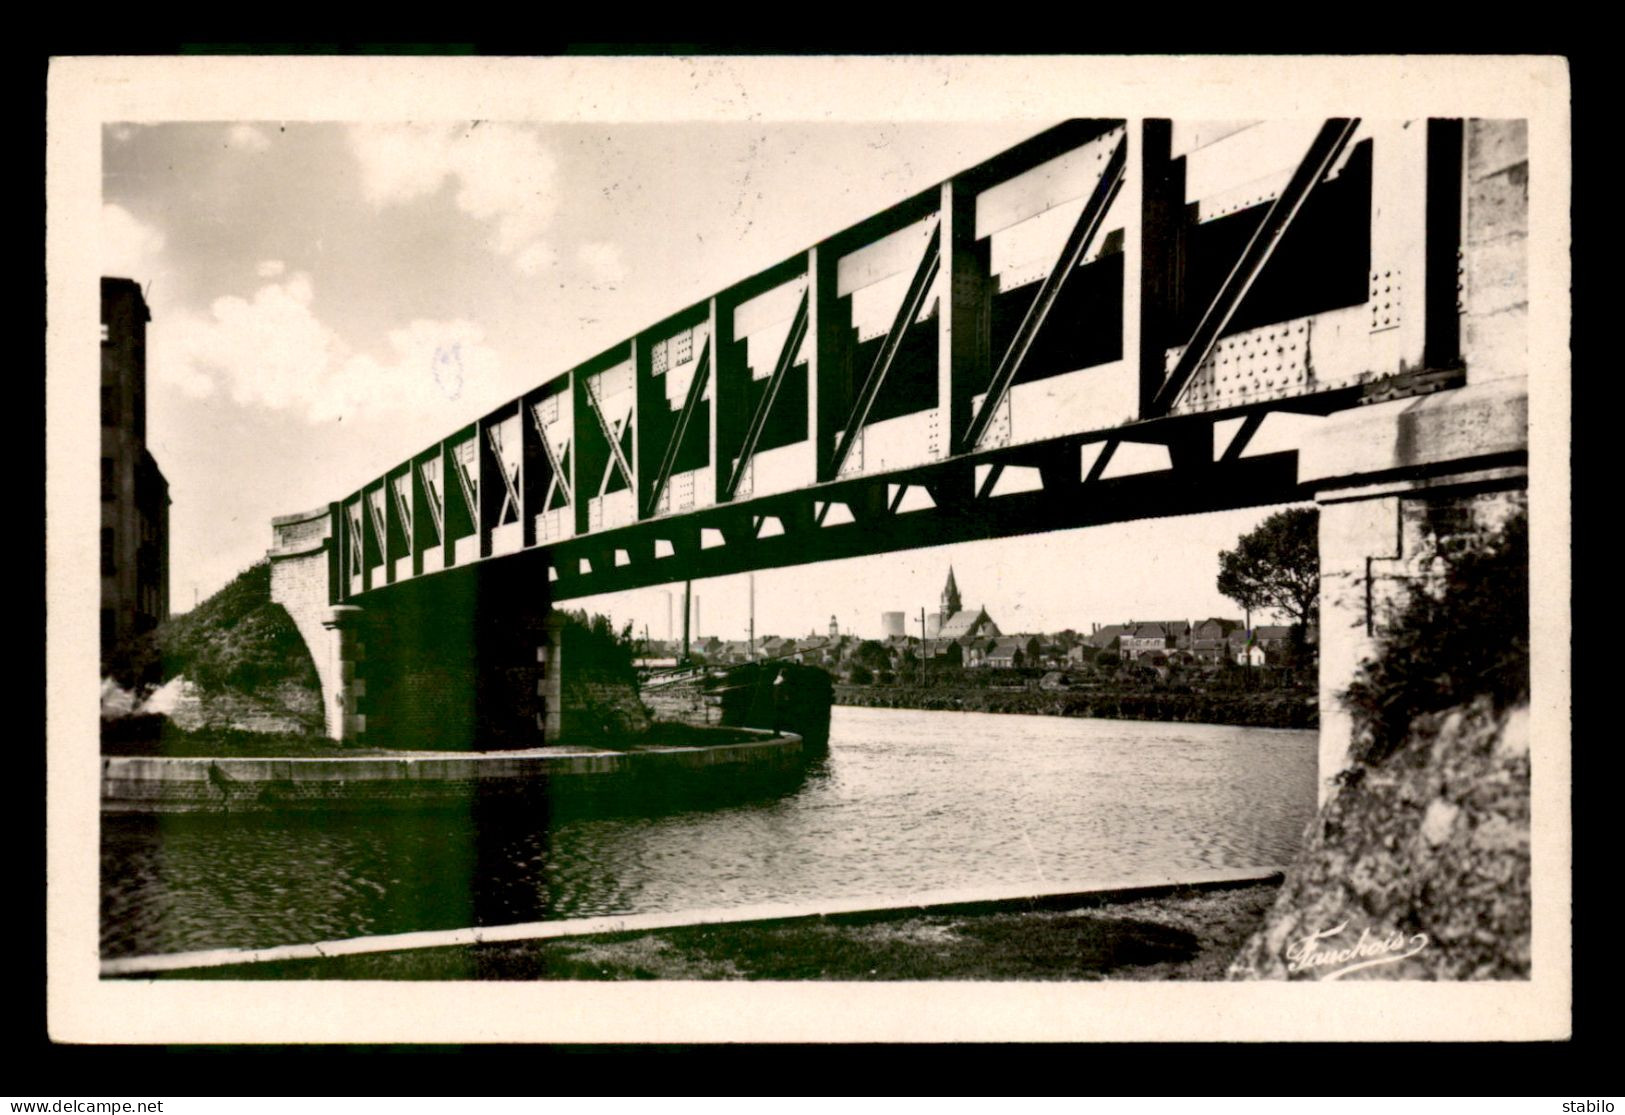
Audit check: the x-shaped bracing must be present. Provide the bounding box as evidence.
[583,374,636,501]
[960,134,1128,454]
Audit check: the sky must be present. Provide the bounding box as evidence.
[102,113,1303,642]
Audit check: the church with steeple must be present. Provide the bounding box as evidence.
[925,566,1002,641]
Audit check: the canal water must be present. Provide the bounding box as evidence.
[101,706,1318,958]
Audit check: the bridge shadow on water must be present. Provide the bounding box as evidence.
[100,751,831,960]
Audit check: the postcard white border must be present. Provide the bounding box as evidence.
[47,54,1572,1044]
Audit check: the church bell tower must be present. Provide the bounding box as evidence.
[940,567,962,622]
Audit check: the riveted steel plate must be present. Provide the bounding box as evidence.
[1166,319,1313,414]
[1369,268,1402,333]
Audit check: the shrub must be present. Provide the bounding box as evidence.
[1340,508,1528,767]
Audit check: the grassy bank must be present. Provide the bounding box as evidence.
[107,561,324,733]
[142,879,1280,981]
[835,684,1316,729]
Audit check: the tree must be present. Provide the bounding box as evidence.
[1217,507,1320,630]
[855,639,892,673]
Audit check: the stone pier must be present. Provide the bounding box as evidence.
[1303,119,1530,800]
[323,604,365,743]
[268,504,345,739]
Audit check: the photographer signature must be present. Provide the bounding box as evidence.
[1285,920,1430,980]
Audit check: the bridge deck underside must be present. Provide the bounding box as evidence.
[543,448,1308,601]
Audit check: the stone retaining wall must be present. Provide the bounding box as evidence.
[103,732,803,813]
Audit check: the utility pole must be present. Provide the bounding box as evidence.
[682,579,691,665]
[920,606,928,687]
[749,572,756,661]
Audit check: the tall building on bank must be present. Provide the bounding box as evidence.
[925,566,1001,641]
[101,277,170,671]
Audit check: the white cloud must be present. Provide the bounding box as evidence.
[152,272,503,424]
[255,259,286,278]
[227,124,271,153]
[576,240,626,286]
[513,241,559,277]
[101,203,165,283]
[348,123,558,273]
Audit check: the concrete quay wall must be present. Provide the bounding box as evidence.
[103,865,1284,978]
[102,732,803,813]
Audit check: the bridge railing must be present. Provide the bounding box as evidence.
[322,117,1503,603]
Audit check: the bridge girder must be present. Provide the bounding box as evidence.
[317,116,1496,607]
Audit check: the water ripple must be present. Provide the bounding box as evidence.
[102,707,1317,957]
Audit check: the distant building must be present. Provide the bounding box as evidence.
[883,634,917,659]
[1191,618,1244,662]
[761,636,796,659]
[715,639,753,664]
[1117,620,1193,661]
[1084,623,1127,653]
[881,611,906,638]
[981,637,1027,669]
[101,277,169,671]
[1226,624,1316,666]
[924,567,1002,642]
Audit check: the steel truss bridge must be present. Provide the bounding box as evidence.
[316,117,1485,606]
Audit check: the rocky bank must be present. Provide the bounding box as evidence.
[1230,694,1531,980]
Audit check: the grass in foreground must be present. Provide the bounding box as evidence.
[149,880,1279,981]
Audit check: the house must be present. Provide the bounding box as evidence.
[982,636,1028,669]
[963,637,997,668]
[1120,623,1168,660]
[760,637,796,659]
[789,639,839,666]
[1117,620,1193,660]
[1227,627,1294,666]
[1255,625,1317,665]
[1191,618,1244,663]
[1085,624,1130,654]
[1253,625,1295,646]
